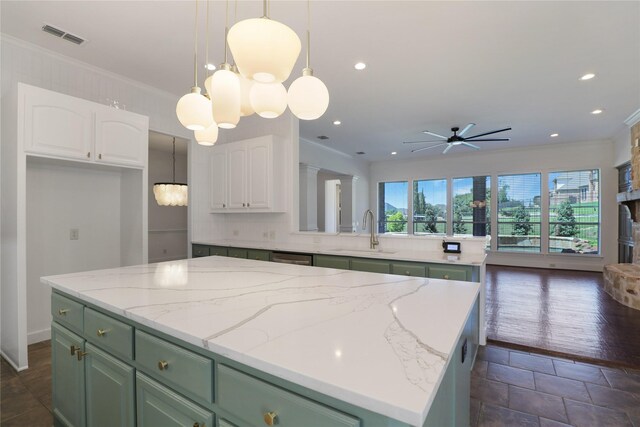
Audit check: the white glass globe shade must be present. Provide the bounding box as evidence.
[250,82,288,119]
[287,75,330,120]
[176,87,213,131]
[228,17,301,83]
[238,73,255,117]
[205,69,240,129]
[153,184,188,207]
[194,123,219,146]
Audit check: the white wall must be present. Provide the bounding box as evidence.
[26,159,123,343]
[613,126,631,167]
[148,147,188,262]
[0,35,192,369]
[370,140,617,271]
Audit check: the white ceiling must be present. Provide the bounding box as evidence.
[2,1,639,161]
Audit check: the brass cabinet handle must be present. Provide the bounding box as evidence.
[263,412,278,426]
[158,360,169,370]
[444,274,450,280]
[223,203,226,208]
[58,308,69,315]
[98,153,102,159]
[70,345,80,356]
[77,350,88,361]
[243,203,246,207]
[405,271,411,276]
[193,423,204,427]
[247,203,250,207]
[87,152,91,158]
[97,328,108,337]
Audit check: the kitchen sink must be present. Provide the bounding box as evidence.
[329,248,397,255]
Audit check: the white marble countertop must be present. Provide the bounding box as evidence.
[192,238,486,266]
[42,256,479,426]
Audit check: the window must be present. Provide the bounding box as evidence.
[452,176,491,237]
[378,181,408,233]
[413,179,447,234]
[497,173,541,252]
[548,170,599,254]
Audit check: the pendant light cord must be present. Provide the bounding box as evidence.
[172,137,177,184]
[205,0,210,78]
[306,0,310,69]
[193,0,199,87]
[223,0,229,64]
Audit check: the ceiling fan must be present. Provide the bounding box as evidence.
[403,123,512,154]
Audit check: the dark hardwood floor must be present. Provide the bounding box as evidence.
[486,265,640,369]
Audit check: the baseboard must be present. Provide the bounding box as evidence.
[28,328,51,345]
[0,348,27,372]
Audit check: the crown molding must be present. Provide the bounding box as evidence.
[299,137,354,160]
[624,108,640,127]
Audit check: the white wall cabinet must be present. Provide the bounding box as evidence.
[210,135,284,213]
[22,84,147,168]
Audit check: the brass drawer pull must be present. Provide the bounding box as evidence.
[58,308,69,315]
[193,423,204,427]
[98,153,102,159]
[97,328,108,337]
[77,350,88,361]
[263,411,278,426]
[405,271,411,276]
[70,345,80,356]
[158,360,169,370]
[444,274,449,279]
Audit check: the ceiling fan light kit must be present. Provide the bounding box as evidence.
[405,124,512,154]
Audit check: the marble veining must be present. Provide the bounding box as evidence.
[42,256,479,426]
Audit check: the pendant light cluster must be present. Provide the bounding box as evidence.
[153,137,188,206]
[176,0,329,146]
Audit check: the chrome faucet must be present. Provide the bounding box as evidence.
[363,209,380,250]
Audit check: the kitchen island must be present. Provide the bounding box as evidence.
[44,255,479,427]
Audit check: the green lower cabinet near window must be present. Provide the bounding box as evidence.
[192,245,211,257]
[209,246,228,257]
[247,249,270,261]
[390,262,427,277]
[313,254,351,270]
[85,343,135,427]
[227,247,248,259]
[136,373,214,427]
[350,258,390,274]
[52,323,86,427]
[428,265,470,281]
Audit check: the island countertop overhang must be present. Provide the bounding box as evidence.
[42,256,479,426]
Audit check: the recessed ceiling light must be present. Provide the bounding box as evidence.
[591,109,604,115]
[354,62,366,71]
[579,73,595,81]
[391,151,397,155]
[550,133,559,138]
[205,63,216,71]
[333,120,341,125]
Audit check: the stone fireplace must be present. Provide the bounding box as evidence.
[605,118,640,310]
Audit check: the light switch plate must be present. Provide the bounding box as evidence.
[70,228,79,240]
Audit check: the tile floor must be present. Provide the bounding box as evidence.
[472,344,640,427]
[3,341,640,426]
[1,341,53,426]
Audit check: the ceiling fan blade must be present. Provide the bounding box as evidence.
[461,142,481,150]
[463,138,510,142]
[458,123,476,136]
[411,143,448,153]
[421,130,449,140]
[464,127,512,140]
[442,144,454,154]
[403,140,447,144]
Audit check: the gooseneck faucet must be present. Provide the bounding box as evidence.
[363,209,380,250]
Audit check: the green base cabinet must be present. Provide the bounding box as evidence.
[350,258,390,274]
[52,323,86,427]
[390,262,427,277]
[313,254,351,270]
[136,373,214,427]
[428,265,471,281]
[85,343,135,427]
[247,249,270,261]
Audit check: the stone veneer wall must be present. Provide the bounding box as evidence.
[603,264,640,310]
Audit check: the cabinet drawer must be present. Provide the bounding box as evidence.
[51,293,84,333]
[84,308,133,360]
[192,245,210,257]
[135,330,213,403]
[219,419,236,427]
[218,365,360,427]
[313,255,350,270]
[391,262,426,277]
[247,249,270,261]
[210,246,228,257]
[136,373,214,427]
[227,248,248,259]
[428,265,469,281]
[350,258,390,274]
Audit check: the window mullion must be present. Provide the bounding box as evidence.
[541,171,550,254]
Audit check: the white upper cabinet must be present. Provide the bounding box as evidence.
[20,84,148,168]
[209,135,285,213]
[94,106,148,167]
[23,85,93,161]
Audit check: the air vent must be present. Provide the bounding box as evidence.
[41,24,86,45]
[317,135,329,140]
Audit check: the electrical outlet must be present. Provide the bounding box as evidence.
[269,230,276,240]
[233,230,239,236]
[70,228,79,240]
